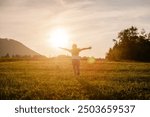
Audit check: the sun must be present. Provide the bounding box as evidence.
[49,28,69,48]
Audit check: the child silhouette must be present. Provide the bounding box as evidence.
[59,44,91,75]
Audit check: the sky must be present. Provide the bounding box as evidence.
[0,0,150,58]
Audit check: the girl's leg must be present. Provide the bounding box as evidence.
[73,65,76,75]
[72,59,80,75]
[76,60,80,75]
[72,60,77,75]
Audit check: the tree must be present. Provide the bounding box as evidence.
[4,53,10,58]
[106,26,150,61]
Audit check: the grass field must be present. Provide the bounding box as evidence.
[0,59,150,100]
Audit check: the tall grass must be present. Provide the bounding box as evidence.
[0,59,150,99]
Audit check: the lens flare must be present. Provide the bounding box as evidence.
[87,56,96,64]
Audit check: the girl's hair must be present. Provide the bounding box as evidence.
[72,44,77,48]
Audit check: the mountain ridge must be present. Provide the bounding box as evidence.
[0,38,40,57]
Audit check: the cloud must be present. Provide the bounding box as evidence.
[0,0,150,57]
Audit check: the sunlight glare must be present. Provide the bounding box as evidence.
[49,28,69,48]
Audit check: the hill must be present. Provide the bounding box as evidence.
[0,38,40,57]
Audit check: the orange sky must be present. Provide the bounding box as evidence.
[0,0,150,58]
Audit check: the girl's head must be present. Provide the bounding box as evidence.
[72,44,77,49]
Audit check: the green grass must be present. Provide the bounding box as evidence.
[0,59,150,100]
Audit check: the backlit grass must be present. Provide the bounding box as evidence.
[0,59,150,100]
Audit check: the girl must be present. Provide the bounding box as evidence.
[59,44,91,75]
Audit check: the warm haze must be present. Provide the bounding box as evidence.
[0,0,150,58]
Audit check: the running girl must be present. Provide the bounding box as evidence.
[59,44,91,75]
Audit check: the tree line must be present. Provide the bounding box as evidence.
[0,54,46,59]
[106,26,150,61]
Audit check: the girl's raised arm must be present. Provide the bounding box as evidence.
[59,47,71,52]
[80,47,92,51]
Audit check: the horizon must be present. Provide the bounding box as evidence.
[0,0,150,58]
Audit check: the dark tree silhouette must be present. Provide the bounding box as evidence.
[106,26,150,61]
[4,53,10,58]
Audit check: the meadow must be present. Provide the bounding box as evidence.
[0,59,150,100]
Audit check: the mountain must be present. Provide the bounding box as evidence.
[0,38,40,57]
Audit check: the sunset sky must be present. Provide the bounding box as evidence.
[0,0,150,58]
